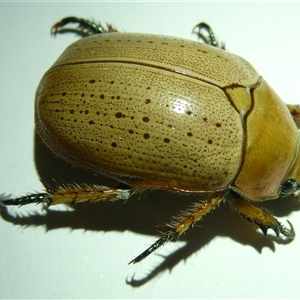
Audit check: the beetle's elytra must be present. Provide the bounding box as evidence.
[1,17,300,264]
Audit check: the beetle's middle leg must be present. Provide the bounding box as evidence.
[228,193,295,240]
[129,191,227,264]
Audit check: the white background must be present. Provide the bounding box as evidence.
[1,2,300,299]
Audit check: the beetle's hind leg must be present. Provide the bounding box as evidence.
[228,193,295,240]
[129,191,227,264]
[51,16,118,37]
[0,181,140,207]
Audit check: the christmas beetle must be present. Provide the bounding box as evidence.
[1,17,300,264]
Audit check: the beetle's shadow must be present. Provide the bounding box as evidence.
[1,132,299,286]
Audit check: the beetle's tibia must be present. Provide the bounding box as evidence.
[229,195,296,241]
[129,192,226,264]
[47,183,138,205]
[51,16,117,37]
[0,193,52,206]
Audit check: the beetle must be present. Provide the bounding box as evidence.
[1,17,300,264]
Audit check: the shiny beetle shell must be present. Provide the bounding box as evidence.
[1,19,299,265]
[35,32,300,201]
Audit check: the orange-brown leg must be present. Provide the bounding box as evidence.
[1,183,227,264]
[129,191,227,264]
[0,181,140,206]
[228,193,295,239]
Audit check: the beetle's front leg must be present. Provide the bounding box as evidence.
[0,182,140,207]
[229,192,295,240]
[51,16,118,37]
[129,191,227,264]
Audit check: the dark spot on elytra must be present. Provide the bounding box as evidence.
[89,79,96,84]
[208,139,213,144]
[143,133,150,139]
[115,112,125,118]
[100,94,105,99]
[110,81,114,84]
[203,117,208,122]
[186,111,192,115]
[62,92,66,96]
[187,132,193,137]
[164,138,170,143]
[145,99,151,104]
[81,93,85,97]
[85,110,89,114]
[143,116,150,123]
[111,142,117,148]
[90,94,94,98]
[146,86,151,90]
[89,120,95,125]
[216,123,222,127]
[129,129,134,134]
[69,109,74,114]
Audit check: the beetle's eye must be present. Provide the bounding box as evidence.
[280,179,299,196]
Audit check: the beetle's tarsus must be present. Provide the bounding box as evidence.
[128,230,177,264]
[278,220,295,240]
[51,16,117,37]
[0,193,52,206]
[192,22,225,50]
